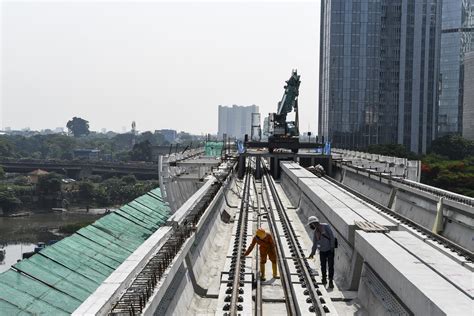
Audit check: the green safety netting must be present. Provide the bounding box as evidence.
[0,187,170,315]
[205,141,224,157]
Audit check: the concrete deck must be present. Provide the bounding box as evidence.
[355,231,472,316]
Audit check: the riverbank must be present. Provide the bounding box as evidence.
[1,206,117,217]
[0,211,106,272]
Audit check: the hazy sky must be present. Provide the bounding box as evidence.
[1,1,320,134]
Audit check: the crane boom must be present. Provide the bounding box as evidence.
[265,69,301,153]
[276,70,301,116]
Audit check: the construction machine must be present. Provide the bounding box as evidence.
[266,69,301,153]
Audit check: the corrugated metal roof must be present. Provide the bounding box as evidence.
[0,187,170,315]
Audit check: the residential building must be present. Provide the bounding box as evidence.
[217,105,259,140]
[438,0,474,136]
[463,52,474,140]
[319,0,442,153]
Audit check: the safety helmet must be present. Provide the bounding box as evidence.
[256,228,266,239]
[307,216,319,226]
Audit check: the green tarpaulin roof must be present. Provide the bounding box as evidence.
[205,141,223,157]
[0,187,170,315]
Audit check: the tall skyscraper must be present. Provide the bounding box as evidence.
[438,0,474,136]
[319,0,442,154]
[463,52,474,140]
[218,105,259,140]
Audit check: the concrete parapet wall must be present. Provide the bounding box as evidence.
[341,168,474,251]
[332,148,421,181]
[340,170,392,206]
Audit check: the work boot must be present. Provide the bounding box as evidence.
[328,280,334,288]
[272,262,280,279]
[321,277,327,285]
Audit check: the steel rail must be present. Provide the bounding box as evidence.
[263,166,327,315]
[227,166,251,315]
[322,175,473,262]
[252,176,263,316]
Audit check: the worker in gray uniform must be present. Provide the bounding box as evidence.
[307,216,336,288]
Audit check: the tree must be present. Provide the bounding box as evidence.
[87,175,102,183]
[139,131,155,144]
[366,144,418,159]
[45,134,76,159]
[93,186,110,206]
[122,174,137,185]
[429,135,474,160]
[112,133,135,150]
[78,181,95,200]
[130,140,152,162]
[37,173,62,194]
[66,117,90,137]
[102,177,123,203]
[13,176,29,185]
[0,138,14,158]
[0,188,21,212]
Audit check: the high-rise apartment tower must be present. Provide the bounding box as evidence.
[438,0,474,136]
[217,105,259,140]
[319,0,442,153]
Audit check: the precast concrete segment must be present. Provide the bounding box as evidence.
[318,177,398,227]
[355,231,472,315]
[280,161,316,185]
[386,231,473,299]
[298,177,397,245]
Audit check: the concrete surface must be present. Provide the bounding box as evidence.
[355,231,472,315]
[339,167,474,251]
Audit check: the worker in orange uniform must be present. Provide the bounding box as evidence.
[244,228,279,281]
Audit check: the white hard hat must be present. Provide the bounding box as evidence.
[307,216,319,225]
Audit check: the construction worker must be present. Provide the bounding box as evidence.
[244,227,279,281]
[307,216,336,288]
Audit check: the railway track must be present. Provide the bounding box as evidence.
[251,176,263,316]
[224,160,331,315]
[261,166,328,315]
[321,175,473,262]
[223,165,251,315]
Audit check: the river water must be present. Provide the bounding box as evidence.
[0,212,103,273]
